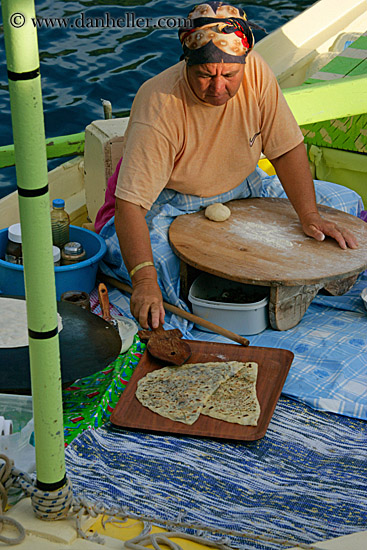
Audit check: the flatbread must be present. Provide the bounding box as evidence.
[0,298,63,348]
[201,362,260,426]
[135,361,245,425]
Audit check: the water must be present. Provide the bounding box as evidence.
[0,0,315,198]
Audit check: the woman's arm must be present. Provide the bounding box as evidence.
[115,198,165,329]
[270,142,358,249]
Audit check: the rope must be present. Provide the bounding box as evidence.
[0,454,331,549]
[14,474,73,520]
[72,502,327,550]
[0,455,25,545]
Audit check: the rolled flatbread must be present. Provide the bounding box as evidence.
[0,298,63,348]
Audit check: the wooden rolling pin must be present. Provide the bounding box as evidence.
[98,273,250,347]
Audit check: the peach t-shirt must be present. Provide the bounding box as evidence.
[115,51,304,210]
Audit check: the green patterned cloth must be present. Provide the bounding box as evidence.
[62,335,145,446]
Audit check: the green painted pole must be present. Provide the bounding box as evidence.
[0,132,85,169]
[283,74,367,126]
[2,1,66,489]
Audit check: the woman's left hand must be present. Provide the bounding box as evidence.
[301,211,359,250]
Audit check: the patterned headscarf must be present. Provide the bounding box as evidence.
[179,2,255,66]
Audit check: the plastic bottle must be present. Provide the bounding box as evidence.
[50,199,70,248]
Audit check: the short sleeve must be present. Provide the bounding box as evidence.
[115,121,177,210]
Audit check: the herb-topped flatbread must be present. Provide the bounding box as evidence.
[201,362,260,426]
[135,361,245,425]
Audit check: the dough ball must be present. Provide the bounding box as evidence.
[205,203,231,222]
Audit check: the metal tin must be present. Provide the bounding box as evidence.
[61,241,87,265]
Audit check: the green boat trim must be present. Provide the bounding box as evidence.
[0,131,85,169]
[0,72,366,170]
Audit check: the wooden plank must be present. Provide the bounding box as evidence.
[283,74,367,125]
[323,274,359,296]
[300,32,367,154]
[0,156,85,230]
[0,132,85,169]
[350,58,367,75]
[350,34,367,49]
[269,284,323,331]
[254,0,367,87]
[317,54,363,75]
[301,113,367,153]
[111,341,294,442]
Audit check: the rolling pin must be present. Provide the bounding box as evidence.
[98,273,250,347]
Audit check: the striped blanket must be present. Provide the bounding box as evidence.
[65,396,367,550]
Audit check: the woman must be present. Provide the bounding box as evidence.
[97,2,362,330]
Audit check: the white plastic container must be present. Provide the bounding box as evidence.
[188,273,269,335]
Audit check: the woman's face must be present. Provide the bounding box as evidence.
[187,62,244,106]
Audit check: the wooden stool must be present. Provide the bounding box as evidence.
[169,198,367,331]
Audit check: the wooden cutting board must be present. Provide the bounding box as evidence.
[169,198,367,287]
[110,341,294,441]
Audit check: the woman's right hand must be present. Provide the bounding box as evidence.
[130,278,165,329]
[115,198,165,328]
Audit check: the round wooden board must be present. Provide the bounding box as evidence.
[169,198,367,286]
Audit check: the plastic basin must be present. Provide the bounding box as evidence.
[0,225,106,300]
[189,273,269,336]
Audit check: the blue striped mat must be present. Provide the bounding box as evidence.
[65,397,367,550]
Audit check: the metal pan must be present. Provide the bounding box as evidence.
[0,296,121,393]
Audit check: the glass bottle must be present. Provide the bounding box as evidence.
[50,199,70,249]
[5,223,23,264]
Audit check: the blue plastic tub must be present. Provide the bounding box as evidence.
[0,225,107,300]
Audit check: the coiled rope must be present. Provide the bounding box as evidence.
[0,455,25,545]
[0,454,327,549]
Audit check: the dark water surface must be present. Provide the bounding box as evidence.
[0,0,315,197]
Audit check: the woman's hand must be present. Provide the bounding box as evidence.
[130,278,165,329]
[301,211,359,250]
[270,144,359,250]
[115,198,166,328]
